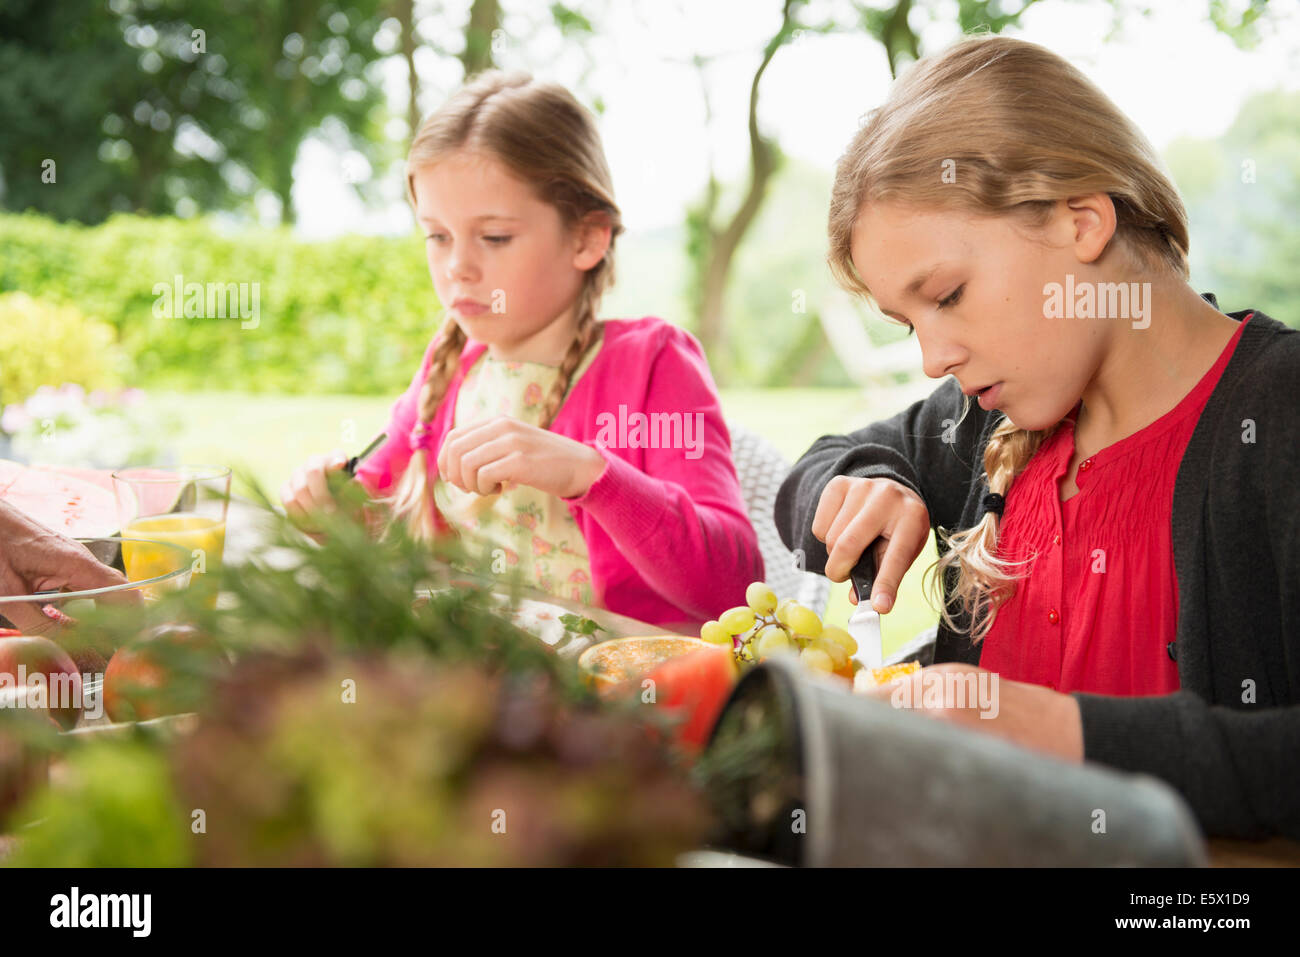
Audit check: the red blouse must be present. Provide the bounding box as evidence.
[978,314,1252,694]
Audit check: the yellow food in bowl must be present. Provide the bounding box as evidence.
[578,635,713,693]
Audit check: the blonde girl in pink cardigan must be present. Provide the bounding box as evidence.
[281,72,762,630]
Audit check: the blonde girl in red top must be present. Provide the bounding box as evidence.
[815,35,1239,725]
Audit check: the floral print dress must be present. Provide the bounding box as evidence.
[433,343,601,605]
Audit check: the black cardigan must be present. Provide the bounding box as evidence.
[774,301,1300,840]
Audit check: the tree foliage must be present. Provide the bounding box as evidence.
[0,0,390,223]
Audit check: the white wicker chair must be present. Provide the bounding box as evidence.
[729,422,830,615]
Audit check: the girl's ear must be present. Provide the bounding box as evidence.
[571,210,613,271]
[1061,193,1118,265]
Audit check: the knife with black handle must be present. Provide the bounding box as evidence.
[847,542,885,670]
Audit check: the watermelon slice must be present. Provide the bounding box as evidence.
[29,464,115,495]
[0,459,119,538]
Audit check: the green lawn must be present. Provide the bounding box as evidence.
[147,388,940,657]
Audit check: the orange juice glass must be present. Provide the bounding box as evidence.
[112,465,231,606]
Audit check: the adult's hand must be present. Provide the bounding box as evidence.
[0,499,137,634]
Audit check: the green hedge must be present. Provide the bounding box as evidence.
[0,211,441,394]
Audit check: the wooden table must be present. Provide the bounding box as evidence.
[1207,836,1300,867]
[438,566,688,641]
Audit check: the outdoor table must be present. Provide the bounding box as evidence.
[2,496,1297,866]
[224,499,1300,867]
[1205,836,1300,867]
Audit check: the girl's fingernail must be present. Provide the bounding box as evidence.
[873,593,893,613]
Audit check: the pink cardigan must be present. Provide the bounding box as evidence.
[355,317,764,631]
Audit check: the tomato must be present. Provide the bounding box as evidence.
[643,647,738,754]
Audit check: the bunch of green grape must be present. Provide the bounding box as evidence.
[700,582,859,675]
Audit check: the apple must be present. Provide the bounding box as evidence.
[0,636,84,731]
[0,687,56,825]
[103,624,230,723]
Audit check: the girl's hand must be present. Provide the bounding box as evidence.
[437,416,606,500]
[862,663,1085,762]
[811,476,931,612]
[281,450,350,536]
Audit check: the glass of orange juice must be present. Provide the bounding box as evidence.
[112,465,231,606]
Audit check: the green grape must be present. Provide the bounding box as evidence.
[745,582,778,615]
[700,620,730,645]
[822,625,858,656]
[800,646,835,673]
[753,626,792,659]
[776,600,822,639]
[718,605,757,636]
[813,638,848,671]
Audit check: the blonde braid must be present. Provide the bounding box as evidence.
[387,319,468,542]
[925,406,1059,642]
[538,281,601,428]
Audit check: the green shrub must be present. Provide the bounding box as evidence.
[0,292,127,404]
[0,211,441,395]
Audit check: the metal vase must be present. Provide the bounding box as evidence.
[703,656,1208,867]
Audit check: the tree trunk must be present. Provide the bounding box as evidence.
[259,1,313,224]
[460,0,501,78]
[397,0,420,141]
[880,0,919,78]
[273,152,296,225]
[692,0,799,374]
[770,310,832,386]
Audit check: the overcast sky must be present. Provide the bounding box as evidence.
[289,0,1300,239]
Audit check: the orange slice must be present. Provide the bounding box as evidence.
[853,659,922,693]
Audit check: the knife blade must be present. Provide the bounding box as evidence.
[847,543,884,671]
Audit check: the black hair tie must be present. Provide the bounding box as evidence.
[981,491,1005,518]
